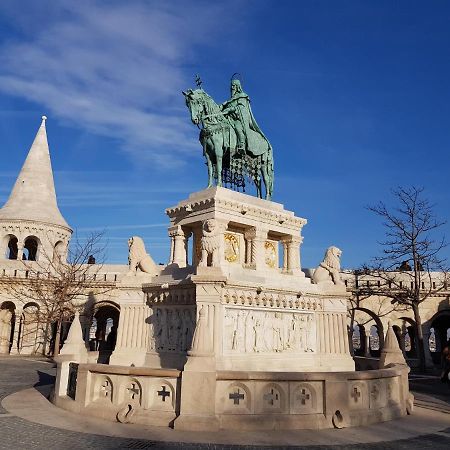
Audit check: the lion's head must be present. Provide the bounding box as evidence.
[203,219,216,233]
[128,236,147,262]
[322,246,342,270]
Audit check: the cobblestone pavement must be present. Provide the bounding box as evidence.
[0,357,449,450]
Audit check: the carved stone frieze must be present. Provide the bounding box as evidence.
[148,306,196,353]
[146,287,196,305]
[223,307,315,354]
[222,288,323,311]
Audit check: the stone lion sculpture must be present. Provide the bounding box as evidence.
[127,236,158,276]
[198,219,222,267]
[312,246,344,285]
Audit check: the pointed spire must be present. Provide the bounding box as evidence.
[59,311,88,358]
[0,116,70,229]
[379,321,407,368]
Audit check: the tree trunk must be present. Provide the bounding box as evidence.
[412,302,426,372]
[41,322,49,356]
[53,320,62,357]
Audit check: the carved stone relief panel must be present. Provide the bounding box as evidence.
[224,233,239,263]
[264,240,277,269]
[148,306,196,353]
[223,307,316,354]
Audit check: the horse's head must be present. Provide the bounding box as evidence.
[182,88,212,126]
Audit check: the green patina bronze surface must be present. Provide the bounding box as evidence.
[183,76,274,200]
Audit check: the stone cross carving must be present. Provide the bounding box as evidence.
[157,385,171,402]
[127,383,140,400]
[297,388,311,405]
[370,383,379,401]
[263,388,279,406]
[351,386,361,403]
[229,389,245,405]
[100,379,112,398]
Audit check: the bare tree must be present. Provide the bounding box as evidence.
[0,232,112,356]
[364,186,448,371]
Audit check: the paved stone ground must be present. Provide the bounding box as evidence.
[0,356,449,450]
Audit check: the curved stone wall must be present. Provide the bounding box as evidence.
[53,362,412,431]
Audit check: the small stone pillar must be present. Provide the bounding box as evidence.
[9,309,22,355]
[281,240,288,272]
[421,323,435,369]
[283,235,305,276]
[169,226,188,268]
[364,329,371,357]
[245,227,267,270]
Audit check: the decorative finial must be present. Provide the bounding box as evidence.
[41,115,47,125]
[195,74,203,88]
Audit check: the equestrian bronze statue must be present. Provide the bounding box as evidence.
[183,76,274,200]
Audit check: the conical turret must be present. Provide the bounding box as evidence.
[0,117,72,262]
[0,116,70,229]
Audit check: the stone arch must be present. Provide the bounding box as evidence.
[428,309,450,364]
[3,234,18,260]
[53,241,66,263]
[352,307,384,356]
[90,301,120,363]
[0,301,16,354]
[397,317,417,358]
[23,235,40,261]
[19,302,40,355]
[351,322,364,356]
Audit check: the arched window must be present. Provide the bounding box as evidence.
[23,237,39,261]
[53,241,65,263]
[6,236,18,260]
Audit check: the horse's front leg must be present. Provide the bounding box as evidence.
[202,138,214,188]
[211,133,224,187]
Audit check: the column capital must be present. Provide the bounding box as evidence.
[168,225,185,238]
[282,234,304,245]
[244,227,267,241]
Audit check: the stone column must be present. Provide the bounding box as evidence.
[364,329,371,357]
[245,227,267,271]
[9,309,23,355]
[110,304,149,366]
[281,240,288,272]
[169,226,187,268]
[283,235,305,276]
[421,323,435,369]
[0,310,13,354]
[17,242,24,261]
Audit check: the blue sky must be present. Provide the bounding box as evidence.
[0,0,449,268]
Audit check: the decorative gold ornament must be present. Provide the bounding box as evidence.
[224,233,239,263]
[265,241,277,268]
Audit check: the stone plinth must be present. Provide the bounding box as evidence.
[52,186,412,432]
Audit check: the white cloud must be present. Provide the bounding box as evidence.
[0,0,235,167]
